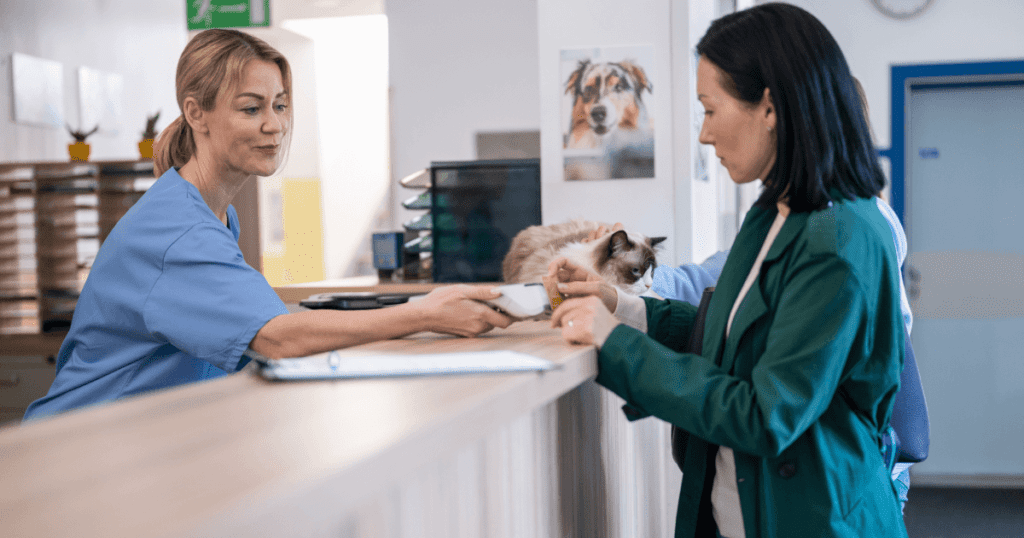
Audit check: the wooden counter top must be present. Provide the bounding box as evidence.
[0,321,596,538]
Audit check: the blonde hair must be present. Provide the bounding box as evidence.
[154,29,293,177]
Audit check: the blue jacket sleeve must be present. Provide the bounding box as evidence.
[651,249,729,304]
[144,222,288,372]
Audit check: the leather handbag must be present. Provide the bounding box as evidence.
[670,286,930,470]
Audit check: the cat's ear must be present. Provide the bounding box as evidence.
[648,236,667,249]
[607,230,633,258]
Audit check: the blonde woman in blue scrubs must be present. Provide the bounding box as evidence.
[549,4,906,537]
[24,30,511,420]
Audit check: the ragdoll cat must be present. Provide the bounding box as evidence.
[502,219,666,295]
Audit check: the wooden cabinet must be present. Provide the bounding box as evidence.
[0,160,154,337]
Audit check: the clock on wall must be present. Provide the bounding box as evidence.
[870,0,936,20]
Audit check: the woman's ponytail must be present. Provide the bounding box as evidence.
[153,115,194,178]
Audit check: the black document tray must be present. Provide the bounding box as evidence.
[299,292,421,310]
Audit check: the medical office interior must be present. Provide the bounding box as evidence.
[1,0,1022,536]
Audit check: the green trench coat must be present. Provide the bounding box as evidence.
[597,196,908,538]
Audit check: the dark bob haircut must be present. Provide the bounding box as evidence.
[696,2,885,213]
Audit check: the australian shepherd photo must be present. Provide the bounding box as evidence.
[564,59,653,149]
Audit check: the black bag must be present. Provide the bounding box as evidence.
[670,286,930,470]
[671,287,715,470]
[891,324,930,462]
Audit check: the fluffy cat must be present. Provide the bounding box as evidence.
[502,219,666,295]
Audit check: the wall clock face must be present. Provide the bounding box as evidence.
[871,0,936,20]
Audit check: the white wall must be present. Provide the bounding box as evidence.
[775,0,1024,152]
[685,0,726,264]
[386,0,541,229]
[0,0,184,162]
[275,0,382,20]
[282,16,389,279]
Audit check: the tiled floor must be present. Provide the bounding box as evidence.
[903,487,1024,538]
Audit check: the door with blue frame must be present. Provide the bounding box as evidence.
[884,60,1024,486]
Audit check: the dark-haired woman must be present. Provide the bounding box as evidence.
[548,4,907,537]
[24,29,510,420]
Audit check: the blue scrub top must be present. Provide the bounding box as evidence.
[23,168,288,420]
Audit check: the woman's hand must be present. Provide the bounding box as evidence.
[582,222,625,243]
[413,285,513,337]
[550,295,619,346]
[546,257,618,312]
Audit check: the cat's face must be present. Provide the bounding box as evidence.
[593,231,666,295]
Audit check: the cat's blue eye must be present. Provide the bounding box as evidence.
[631,267,641,277]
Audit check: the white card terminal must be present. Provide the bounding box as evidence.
[482,283,551,319]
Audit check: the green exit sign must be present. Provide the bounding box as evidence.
[187,0,270,30]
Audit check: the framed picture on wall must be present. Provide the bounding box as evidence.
[560,45,655,181]
[11,53,65,128]
[78,67,124,136]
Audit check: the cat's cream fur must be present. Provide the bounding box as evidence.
[503,219,666,295]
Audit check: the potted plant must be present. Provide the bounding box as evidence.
[138,111,160,159]
[67,125,99,162]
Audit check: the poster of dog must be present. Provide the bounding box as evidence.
[561,45,655,181]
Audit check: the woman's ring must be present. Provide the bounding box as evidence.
[568,320,574,328]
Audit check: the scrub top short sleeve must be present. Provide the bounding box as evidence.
[144,216,287,372]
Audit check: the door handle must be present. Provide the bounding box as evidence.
[904,264,921,301]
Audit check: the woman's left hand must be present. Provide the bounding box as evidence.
[546,257,619,312]
[550,295,619,347]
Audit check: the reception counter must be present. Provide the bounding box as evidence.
[0,288,680,538]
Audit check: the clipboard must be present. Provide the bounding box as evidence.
[247,349,558,381]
